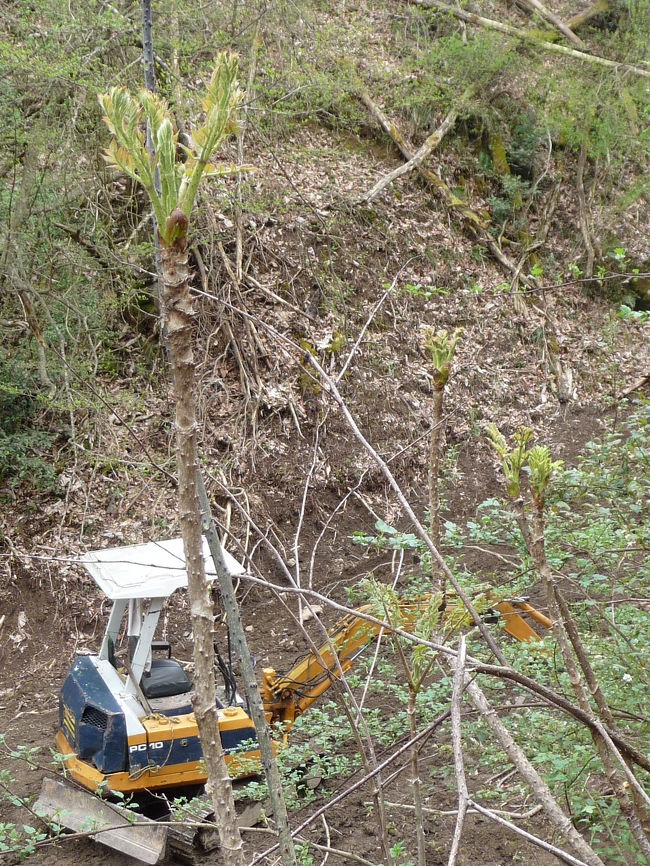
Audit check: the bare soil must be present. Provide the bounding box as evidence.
[2,84,648,866]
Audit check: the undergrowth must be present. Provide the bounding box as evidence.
[342,399,650,864]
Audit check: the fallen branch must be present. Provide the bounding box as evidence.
[360,95,467,203]
[518,0,586,48]
[406,0,650,78]
[620,374,650,397]
[356,85,483,226]
[566,0,610,32]
[355,85,531,286]
[376,800,544,820]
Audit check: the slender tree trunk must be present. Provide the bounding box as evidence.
[198,475,297,866]
[140,0,156,92]
[134,13,294,860]
[160,236,245,866]
[408,687,427,866]
[429,387,444,598]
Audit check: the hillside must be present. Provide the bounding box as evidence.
[1,1,649,865]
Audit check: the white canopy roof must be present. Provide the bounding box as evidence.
[80,536,245,600]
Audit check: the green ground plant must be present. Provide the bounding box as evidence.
[348,401,649,863]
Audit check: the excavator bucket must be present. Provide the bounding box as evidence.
[34,777,168,865]
[495,600,552,642]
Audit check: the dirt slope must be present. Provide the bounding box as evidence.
[1,100,649,866]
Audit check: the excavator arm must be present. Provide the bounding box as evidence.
[259,596,551,730]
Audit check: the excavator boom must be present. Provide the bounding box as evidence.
[260,596,550,728]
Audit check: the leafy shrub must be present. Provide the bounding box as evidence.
[0,364,57,493]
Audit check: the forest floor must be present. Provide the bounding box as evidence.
[2,86,649,866]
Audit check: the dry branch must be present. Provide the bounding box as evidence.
[406,0,650,78]
[356,86,482,226]
[355,86,530,284]
[360,98,465,203]
[566,0,610,31]
[518,0,586,47]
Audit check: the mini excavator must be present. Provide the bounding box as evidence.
[36,536,550,863]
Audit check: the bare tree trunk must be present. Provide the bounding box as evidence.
[408,686,427,866]
[447,638,468,866]
[16,290,54,393]
[197,476,297,866]
[576,141,595,278]
[160,235,245,866]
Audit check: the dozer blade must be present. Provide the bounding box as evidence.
[35,777,168,865]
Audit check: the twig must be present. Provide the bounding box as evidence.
[293,424,320,622]
[378,800,544,820]
[466,799,595,866]
[235,17,261,281]
[319,816,331,866]
[357,550,404,719]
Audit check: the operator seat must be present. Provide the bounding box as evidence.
[140,659,194,716]
[140,658,192,700]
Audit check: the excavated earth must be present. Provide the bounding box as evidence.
[2,97,649,866]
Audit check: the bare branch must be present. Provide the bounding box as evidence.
[447,636,469,866]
